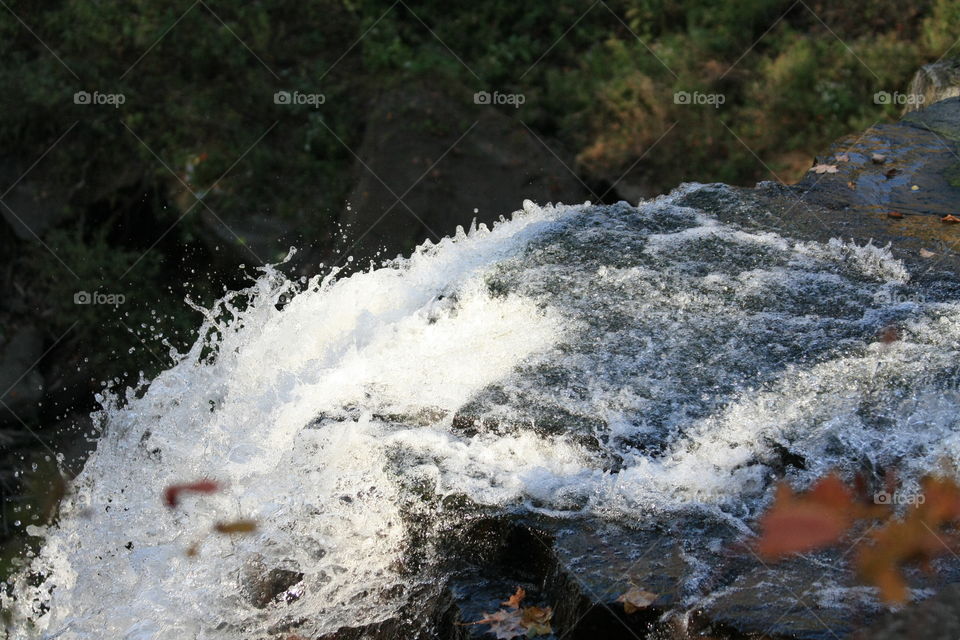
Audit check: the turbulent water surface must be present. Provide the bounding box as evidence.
[7,184,960,639]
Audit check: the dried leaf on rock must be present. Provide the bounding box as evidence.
[617,586,658,613]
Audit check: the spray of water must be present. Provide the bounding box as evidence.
[6,186,960,638]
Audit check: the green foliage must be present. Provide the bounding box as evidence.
[923,0,960,53]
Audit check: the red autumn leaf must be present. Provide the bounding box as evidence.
[163,479,220,508]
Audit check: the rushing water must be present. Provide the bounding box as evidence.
[6,184,960,639]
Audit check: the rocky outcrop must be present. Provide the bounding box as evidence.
[292,96,960,640]
[904,58,960,114]
[792,97,960,221]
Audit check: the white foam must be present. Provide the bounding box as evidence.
[7,188,960,638]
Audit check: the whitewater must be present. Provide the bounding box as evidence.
[6,184,960,639]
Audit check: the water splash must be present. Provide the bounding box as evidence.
[6,185,960,638]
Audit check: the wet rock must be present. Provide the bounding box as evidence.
[904,58,960,114]
[856,583,960,640]
[694,553,874,639]
[791,97,960,220]
[340,81,590,262]
[313,586,465,640]
[242,557,305,609]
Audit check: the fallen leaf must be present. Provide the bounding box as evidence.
[847,181,857,190]
[872,153,887,164]
[887,211,904,219]
[911,185,920,191]
[884,168,901,179]
[520,606,553,636]
[757,473,960,604]
[835,153,849,162]
[811,163,839,174]
[942,214,960,224]
[213,519,258,535]
[163,479,220,508]
[920,248,937,258]
[878,325,899,344]
[856,477,960,603]
[469,591,554,639]
[617,586,658,614]
[474,610,525,639]
[502,587,525,609]
[757,473,856,559]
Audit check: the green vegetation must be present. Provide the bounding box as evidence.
[0,0,957,441]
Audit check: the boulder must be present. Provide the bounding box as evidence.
[338,82,590,263]
[904,58,960,114]
[788,97,960,247]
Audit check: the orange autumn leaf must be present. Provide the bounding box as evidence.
[756,472,960,604]
[502,587,525,609]
[467,590,553,638]
[854,479,960,604]
[757,474,855,559]
[887,211,904,219]
[941,214,960,224]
